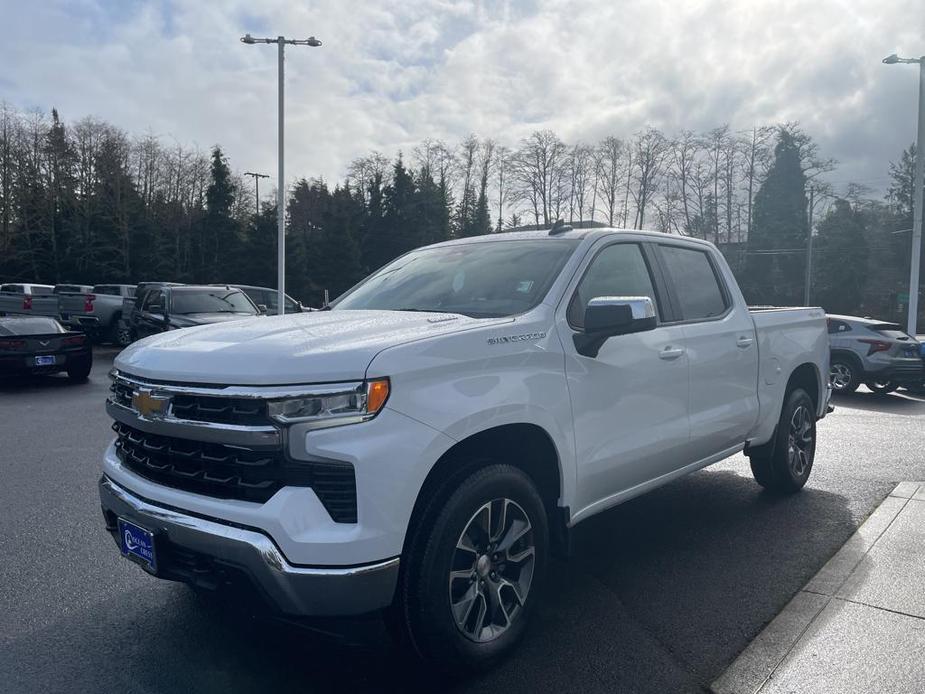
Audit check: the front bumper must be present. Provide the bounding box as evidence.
[99,476,399,616]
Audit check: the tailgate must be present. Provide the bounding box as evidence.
[58,293,92,316]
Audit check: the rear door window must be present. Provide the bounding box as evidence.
[659,245,729,321]
[1,284,24,293]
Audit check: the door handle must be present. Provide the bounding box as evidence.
[659,346,685,360]
[736,335,754,348]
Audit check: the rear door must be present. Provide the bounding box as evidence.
[656,243,759,460]
[558,239,690,517]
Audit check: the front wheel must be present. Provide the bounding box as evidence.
[748,388,816,494]
[866,380,898,395]
[389,464,548,673]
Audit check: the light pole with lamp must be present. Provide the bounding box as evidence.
[241,33,322,315]
[243,171,269,219]
[883,53,925,336]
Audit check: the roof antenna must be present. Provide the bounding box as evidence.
[549,219,573,235]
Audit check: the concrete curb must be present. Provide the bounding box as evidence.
[711,482,920,694]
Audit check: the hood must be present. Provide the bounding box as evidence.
[169,312,256,327]
[116,309,502,385]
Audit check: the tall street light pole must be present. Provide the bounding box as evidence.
[883,53,925,336]
[243,171,269,219]
[241,33,322,315]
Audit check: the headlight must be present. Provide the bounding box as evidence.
[267,378,390,428]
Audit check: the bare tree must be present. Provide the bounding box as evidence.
[630,128,670,229]
[738,126,775,241]
[567,143,594,224]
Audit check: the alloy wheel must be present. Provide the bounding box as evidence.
[449,498,535,643]
[829,363,852,391]
[787,404,814,478]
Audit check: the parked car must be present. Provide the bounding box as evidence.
[0,315,92,381]
[827,314,923,394]
[58,284,137,346]
[128,284,260,340]
[0,283,58,318]
[99,228,830,671]
[226,284,308,314]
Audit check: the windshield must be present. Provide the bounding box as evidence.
[333,239,580,318]
[170,289,257,315]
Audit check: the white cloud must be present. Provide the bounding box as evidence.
[1,0,922,192]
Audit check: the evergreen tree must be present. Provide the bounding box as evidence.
[308,184,364,298]
[202,146,239,281]
[414,167,450,246]
[814,199,867,313]
[43,108,77,281]
[359,171,387,273]
[381,156,417,264]
[743,130,808,305]
[286,179,329,302]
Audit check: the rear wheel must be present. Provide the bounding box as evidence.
[66,356,92,383]
[866,380,898,395]
[389,464,548,673]
[829,356,860,394]
[748,388,816,494]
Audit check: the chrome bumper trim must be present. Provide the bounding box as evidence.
[99,476,400,616]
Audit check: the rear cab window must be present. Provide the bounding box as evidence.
[658,245,729,321]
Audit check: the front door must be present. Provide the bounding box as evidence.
[558,241,691,519]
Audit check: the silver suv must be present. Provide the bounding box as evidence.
[827,315,923,394]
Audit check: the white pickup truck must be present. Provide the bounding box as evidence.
[99,227,830,671]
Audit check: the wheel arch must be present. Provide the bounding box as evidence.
[830,348,863,372]
[786,361,821,412]
[404,423,568,558]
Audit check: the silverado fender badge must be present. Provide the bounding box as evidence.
[487,332,547,345]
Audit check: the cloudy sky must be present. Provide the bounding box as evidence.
[2,0,922,194]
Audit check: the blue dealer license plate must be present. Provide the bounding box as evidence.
[118,518,157,572]
[34,355,56,366]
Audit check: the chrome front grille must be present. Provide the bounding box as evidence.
[109,378,269,427]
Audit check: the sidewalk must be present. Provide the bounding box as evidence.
[713,482,925,694]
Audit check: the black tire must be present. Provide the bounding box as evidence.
[111,319,133,347]
[866,380,898,395]
[748,388,816,494]
[389,464,548,674]
[66,355,92,383]
[829,355,860,394]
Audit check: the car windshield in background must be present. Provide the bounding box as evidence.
[0,317,65,335]
[170,290,257,315]
[333,239,580,318]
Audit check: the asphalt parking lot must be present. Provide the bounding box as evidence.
[2,348,924,693]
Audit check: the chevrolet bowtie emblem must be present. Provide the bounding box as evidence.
[132,388,171,419]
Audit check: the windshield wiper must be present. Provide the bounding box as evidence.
[393,308,456,314]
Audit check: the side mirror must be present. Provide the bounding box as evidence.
[574,296,657,357]
[257,304,268,314]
